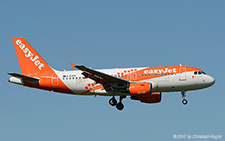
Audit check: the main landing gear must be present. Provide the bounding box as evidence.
[181,91,188,105]
[109,96,117,106]
[109,96,126,111]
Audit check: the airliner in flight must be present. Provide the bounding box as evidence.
[8,37,215,110]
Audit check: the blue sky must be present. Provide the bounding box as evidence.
[1,0,224,140]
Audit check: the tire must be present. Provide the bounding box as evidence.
[116,102,124,110]
[182,99,188,105]
[109,97,117,106]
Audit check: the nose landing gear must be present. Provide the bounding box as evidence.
[181,91,188,105]
[182,99,188,105]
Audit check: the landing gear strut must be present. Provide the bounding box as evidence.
[181,91,188,105]
[109,90,119,106]
[116,96,126,111]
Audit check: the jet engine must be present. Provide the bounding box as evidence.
[129,82,152,95]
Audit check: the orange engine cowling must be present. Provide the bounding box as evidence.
[129,82,152,95]
[131,92,162,104]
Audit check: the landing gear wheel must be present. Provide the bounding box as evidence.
[116,102,124,111]
[109,97,117,106]
[182,99,188,105]
[181,91,188,105]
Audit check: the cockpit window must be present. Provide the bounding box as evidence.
[194,71,197,75]
[194,71,206,75]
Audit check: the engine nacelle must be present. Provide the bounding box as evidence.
[129,82,152,95]
[131,92,162,104]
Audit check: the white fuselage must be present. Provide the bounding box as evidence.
[54,67,215,96]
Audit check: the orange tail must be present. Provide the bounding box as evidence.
[12,37,52,75]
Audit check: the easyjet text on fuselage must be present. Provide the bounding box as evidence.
[144,68,177,74]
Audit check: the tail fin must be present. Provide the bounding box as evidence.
[12,37,52,75]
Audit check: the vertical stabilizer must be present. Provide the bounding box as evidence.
[12,37,52,75]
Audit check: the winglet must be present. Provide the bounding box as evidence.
[70,62,77,69]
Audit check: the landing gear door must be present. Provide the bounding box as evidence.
[179,68,186,81]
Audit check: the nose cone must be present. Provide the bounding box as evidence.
[207,75,215,87]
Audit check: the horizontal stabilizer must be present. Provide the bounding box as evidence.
[8,73,39,83]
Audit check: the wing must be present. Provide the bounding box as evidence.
[70,63,129,92]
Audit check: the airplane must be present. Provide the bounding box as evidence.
[8,37,215,110]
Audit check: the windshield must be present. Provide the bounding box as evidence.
[194,71,206,75]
